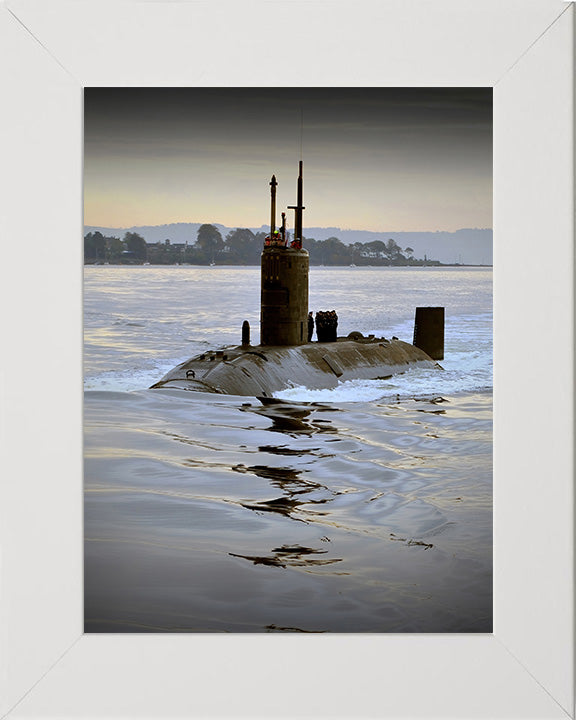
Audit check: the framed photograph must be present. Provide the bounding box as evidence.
[1,1,573,718]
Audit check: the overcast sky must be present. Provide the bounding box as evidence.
[84,87,492,232]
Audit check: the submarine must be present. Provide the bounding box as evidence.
[151,162,443,397]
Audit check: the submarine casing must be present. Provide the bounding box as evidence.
[151,336,438,397]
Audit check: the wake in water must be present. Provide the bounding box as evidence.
[84,312,492,400]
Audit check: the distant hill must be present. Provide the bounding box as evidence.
[84,223,493,265]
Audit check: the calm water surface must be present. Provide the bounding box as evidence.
[84,266,492,632]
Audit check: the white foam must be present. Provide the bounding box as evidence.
[274,339,492,404]
[275,378,395,404]
[84,357,188,393]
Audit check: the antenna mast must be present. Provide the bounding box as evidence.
[299,107,303,161]
[287,110,305,246]
[288,161,304,246]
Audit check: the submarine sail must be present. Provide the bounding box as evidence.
[261,162,309,346]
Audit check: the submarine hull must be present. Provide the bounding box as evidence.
[151,337,438,397]
[150,165,443,397]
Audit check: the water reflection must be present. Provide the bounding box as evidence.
[258,445,320,456]
[239,494,332,521]
[230,544,342,569]
[240,397,340,435]
[265,625,325,633]
[84,389,492,633]
[232,463,324,492]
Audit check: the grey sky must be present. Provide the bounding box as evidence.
[84,87,492,232]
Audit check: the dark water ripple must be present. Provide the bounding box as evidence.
[85,388,492,633]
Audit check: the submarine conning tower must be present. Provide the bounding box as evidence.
[260,161,309,346]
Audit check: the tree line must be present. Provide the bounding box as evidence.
[84,231,148,263]
[84,224,441,266]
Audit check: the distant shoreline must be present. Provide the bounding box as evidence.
[84,261,493,268]
[84,224,493,266]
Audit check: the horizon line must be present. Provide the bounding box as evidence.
[84,222,493,234]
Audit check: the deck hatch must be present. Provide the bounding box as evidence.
[322,355,344,377]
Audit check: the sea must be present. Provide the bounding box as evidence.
[84,265,492,633]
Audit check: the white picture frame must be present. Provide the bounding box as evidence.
[0,0,573,718]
